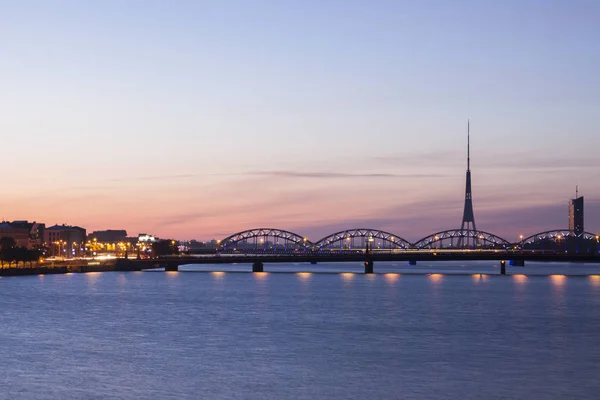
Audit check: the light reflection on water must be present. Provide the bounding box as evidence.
[550,274,567,286]
[340,272,355,279]
[1,266,600,399]
[253,272,268,280]
[513,274,528,284]
[471,273,489,283]
[296,272,312,280]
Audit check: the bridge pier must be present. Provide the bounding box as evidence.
[252,261,264,273]
[364,260,374,274]
[500,260,506,275]
[165,264,178,272]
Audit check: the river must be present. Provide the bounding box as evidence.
[1,262,599,399]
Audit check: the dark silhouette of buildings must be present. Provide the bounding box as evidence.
[458,120,476,247]
[569,187,584,235]
[90,229,128,243]
[0,221,45,248]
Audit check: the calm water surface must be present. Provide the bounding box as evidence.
[1,262,600,399]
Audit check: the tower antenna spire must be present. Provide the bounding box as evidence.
[467,119,470,171]
[576,185,579,198]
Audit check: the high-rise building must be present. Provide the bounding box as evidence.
[568,187,584,235]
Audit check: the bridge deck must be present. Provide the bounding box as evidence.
[129,251,600,267]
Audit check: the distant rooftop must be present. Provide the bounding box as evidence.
[46,224,85,231]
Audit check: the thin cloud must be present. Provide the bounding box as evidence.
[107,174,210,182]
[248,171,445,179]
[373,151,600,172]
[99,170,445,183]
[157,212,211,227]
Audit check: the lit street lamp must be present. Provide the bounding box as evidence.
[519,234,524,252]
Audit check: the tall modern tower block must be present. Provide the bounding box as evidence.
[569,187,584,235]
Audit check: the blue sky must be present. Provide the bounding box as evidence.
[1,0,599,241]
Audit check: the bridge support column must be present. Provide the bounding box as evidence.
[364,260,374,274]
[408,260,417,266]
[500,260,506,275]
[252,262,264,273]
[165,264,178,272]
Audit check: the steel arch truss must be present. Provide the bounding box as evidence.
[522,230,598,246]
[413,229,511,249]
[219,228,310,252]
[314,229,412,251]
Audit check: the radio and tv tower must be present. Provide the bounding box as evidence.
[458,120,476,247]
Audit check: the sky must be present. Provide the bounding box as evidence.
[1,0,599,242]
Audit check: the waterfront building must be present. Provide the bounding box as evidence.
[0,221,45,248]
[44,224,87,257]
[138,233,157,243]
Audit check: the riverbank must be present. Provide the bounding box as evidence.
[0,259,123,276]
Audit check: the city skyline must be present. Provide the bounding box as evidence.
[2,1,599,241]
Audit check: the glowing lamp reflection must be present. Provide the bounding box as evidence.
[385,273,399,283]
[254,272,268,279]
[550,275,566,286]
[429,273,443,283]
[297,272,312,280]
[211,271,225,278]
[341,272,354,281]
[513,274,528,284]
[589,275,600,287]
